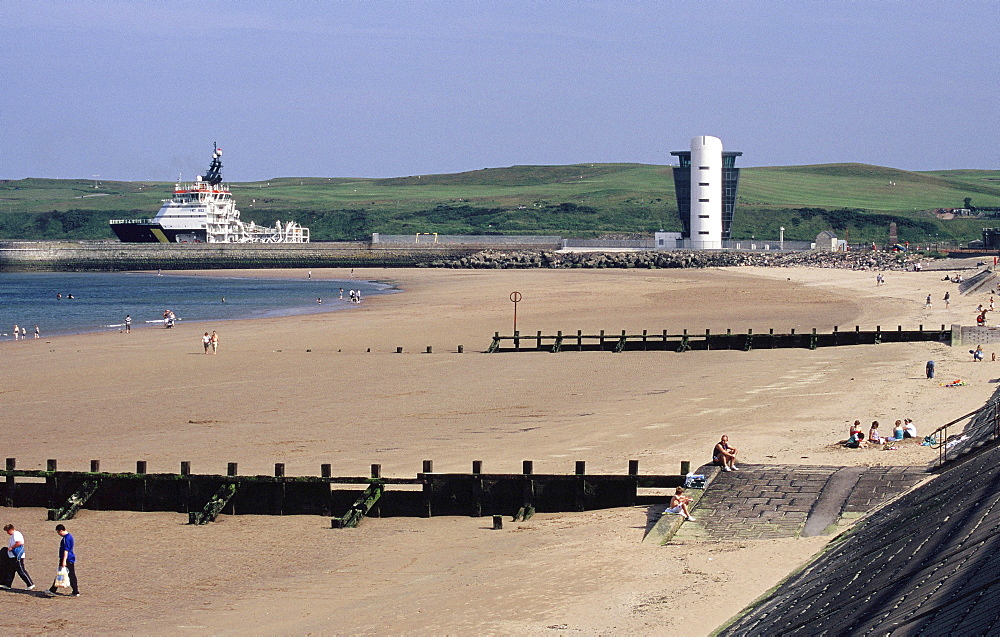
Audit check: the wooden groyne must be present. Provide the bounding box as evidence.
[487,324,953,353]
[1,458,686,528]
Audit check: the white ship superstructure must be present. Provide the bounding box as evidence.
[110,146,309,243]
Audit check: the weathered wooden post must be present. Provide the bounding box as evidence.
[275,463,285,516]
[705,328,711,351]
[321,464,332,478]
[457,345,464,353]
[180,461,191,514]
[492,515,503,530]
[136,461,147,512]
[90,460,100,473]
[422,460,434,518]
[396,346,403,353]
[426,345,432,354]
[680,460,691,475]
[371,464,381,479]
[472,460,483,517]
[577,329,583,351]
[628,460,639,506]
[227,463,238,477]
[46,459,58,510]
[575,461,586,512]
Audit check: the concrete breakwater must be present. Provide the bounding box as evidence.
[0,241,491,272]
[0,241,914,272]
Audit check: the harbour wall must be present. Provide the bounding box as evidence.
[0,241,553,272]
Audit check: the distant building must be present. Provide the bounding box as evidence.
[671,136,742,249]
[654,231,683,250]
[815,230,838,251]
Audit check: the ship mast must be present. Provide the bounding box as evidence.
[202,142,223,186]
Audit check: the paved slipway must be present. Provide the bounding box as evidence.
[674,463,927,541]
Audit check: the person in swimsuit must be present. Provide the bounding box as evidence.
[713,435,739,472]
[665,487,695,521]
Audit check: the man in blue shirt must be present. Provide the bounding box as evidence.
[47,524,79,596]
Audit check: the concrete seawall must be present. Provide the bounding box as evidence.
[0,241,550,271]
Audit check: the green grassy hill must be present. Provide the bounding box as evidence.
[2,163,999,243]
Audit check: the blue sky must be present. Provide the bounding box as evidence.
[2,0,997,181]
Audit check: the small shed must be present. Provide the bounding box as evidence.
[815,230,838,251]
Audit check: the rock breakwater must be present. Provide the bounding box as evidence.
[417,249,914,270]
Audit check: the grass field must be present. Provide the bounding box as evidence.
[1,163,998,243]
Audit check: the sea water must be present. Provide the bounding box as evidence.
[0,272,395,338]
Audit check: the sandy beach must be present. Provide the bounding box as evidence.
[1,264,996,635]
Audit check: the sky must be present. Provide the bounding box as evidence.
[2,0,997,181]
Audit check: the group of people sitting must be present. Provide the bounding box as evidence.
[846,419,917,448]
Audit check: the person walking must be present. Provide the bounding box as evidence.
[124,314,131,334]
[202,332,211,354]
[4,524,34,590]
[12,324,18,341]
[47,524,79,597]
[210,331,218,354]
[944,291,950,309]
[33,325,39,339]
[924,294,932,309]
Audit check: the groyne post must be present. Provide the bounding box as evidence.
[46,459,58,510]
[628,460,640,506]
[5,458,14,507]
[421,460,434,517]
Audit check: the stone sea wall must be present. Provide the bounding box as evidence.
[0,241,914,272]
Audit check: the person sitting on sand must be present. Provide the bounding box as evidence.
[869,421,884,445]
[903,418,917,439]
[713,435,739,472]
[665,487,695,522]
[849,420,863,437]
[893,420,905,440]
[846,431,867,449]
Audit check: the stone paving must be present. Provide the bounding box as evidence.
[672,464,927,541]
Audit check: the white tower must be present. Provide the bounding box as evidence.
[689,135,724,249]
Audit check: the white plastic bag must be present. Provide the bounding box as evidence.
[55,567,70,588]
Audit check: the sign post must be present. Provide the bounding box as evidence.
[510,291,522,335]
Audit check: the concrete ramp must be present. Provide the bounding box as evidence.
[958,267,996,295]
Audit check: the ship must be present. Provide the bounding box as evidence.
[109,145,309,243]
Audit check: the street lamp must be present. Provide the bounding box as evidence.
[780,227,785,250]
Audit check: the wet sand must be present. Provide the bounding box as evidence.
[0,265,994,634]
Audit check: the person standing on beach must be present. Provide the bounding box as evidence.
[210,331,218,354]
[4,524,34,590]
[924,294,932,309]
[12,325,18,341]
[944,291,950,308]
[47,524,78,597]
[124,314,131,334]
[202,332,211,354]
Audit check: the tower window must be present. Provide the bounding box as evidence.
[699,182,710,186]
[699,215,710,218]
[698,166,709,170]
[698,231,709,235]
[698,198,709,202]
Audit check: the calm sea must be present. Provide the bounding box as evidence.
[0,272,395,338]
